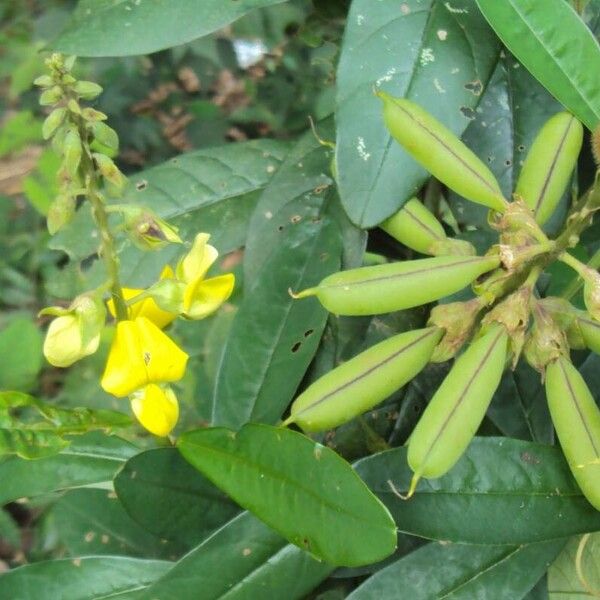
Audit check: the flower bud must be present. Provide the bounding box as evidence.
[39,85,63,106]
[41,295,106,368]
[33,75,54,88]
[73,80,103,100]
[42,107,67,140]
[122,207,182,250]
[93,153,125,190]
[63,128,82,177]
[89,122,119,152]
[82,108,107,122]
[130,384,179,437]
[47,194,76,235]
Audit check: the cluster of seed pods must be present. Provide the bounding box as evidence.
[288,91,600,510]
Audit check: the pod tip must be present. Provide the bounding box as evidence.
[386,476,419,501]
[289,287,317,300]
[281,415,294,428]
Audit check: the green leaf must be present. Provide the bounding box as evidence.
[475,0,600,130]
[0,508,20,549]
[211,194,341,429]
[52,0,287,57]
[114,448,240,547]
[48,488,182,559]
[355,437,600,545]
[243,123,334,280]
[0,431,137,505]
[50,140,289,287]
[0,317,43,392]
[0,391,131,459]
[548,533,600,599]
[348,540,564,599]
[335,0,500,227]
[0,556,171,600]
[178,423,397,566]
[139,512,333,600]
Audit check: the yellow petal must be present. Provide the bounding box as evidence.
[108,271,177,328]
[183,273,235,319]
[44,314,99,368]
[101,317,188,397]
[130,383,179,436]
[177,233,219,283]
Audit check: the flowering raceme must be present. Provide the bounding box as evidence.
[100,233,234,435]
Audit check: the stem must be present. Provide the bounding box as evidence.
[561,247,600,300]
[88,187,128,321]
[559,251,591,279]
[67,89,128,321]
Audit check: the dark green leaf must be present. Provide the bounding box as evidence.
[211,196,341,429]
[52,0,287,57]
[335,0,500,226]
[348,540,564,599]
[114,448,239,547]
[355,437,600,544]
[0,317,43,392]
[49,488,182,559]
[0,556,171,600]
[140,512,333,600]
[178,423,397,566]
[475,0,600,130]
[0,432,137,504]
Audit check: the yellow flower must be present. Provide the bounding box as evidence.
[108,265,177,329]
[177,233,234,319]
[42,295,105,368]
[130,383,179,437]
[101,316,188,397]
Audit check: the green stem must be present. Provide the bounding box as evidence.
[559,251,591,279]
[561,247,600,300]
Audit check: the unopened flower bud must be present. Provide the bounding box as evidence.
[82,107,107,122]
[89,122,119,152]
[33,74,54,88]
[42,107,66,140]
[47,194,76,235]
[123,207,182,250]
[39,85,63,106]
[93,153,125,190]
[41,294,106,368]
[63,128,82,177]
[73,80,103,100]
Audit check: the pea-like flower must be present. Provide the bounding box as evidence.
[108,265,177,329]
[101,316,188,397]
[130,383,179,437]
[176,233,235,319]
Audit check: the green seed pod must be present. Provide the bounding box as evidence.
[378,91,507,212]
[42,107,66,140]
[381,198,446,254]
[515,112,583,226]
[407,324,508,494]
[294,254,499,316]
[583,270,600,321]
[578,315,600,354]
[285,327,442,433]
[545,357,600,511]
